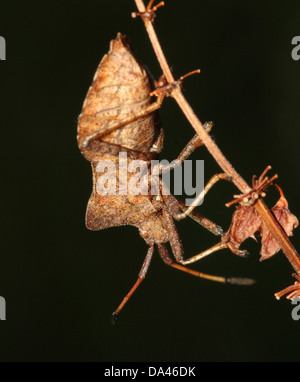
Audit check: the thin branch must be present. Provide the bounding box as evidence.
[133,0,300,275]
[133,0,174,84]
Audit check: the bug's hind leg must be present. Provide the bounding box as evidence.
[111,245,154,324]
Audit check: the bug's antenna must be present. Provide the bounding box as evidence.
[111,245,154,324]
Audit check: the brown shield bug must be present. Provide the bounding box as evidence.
[77,33,250,323]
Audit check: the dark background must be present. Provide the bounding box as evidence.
[0,0,300,362]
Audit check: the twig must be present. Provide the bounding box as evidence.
[133,0,300,275]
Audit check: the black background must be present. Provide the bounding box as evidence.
[0,0,300,362]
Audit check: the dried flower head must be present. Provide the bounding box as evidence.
[222,167,298,262]
[275,273,300,301]
[260,184,299,261]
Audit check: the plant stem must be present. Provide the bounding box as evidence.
[133,0,300,275]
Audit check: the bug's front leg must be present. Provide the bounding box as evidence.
[153,121,232,221]
[152,121,214,171]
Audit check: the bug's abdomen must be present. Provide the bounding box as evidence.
[77,33,157,157]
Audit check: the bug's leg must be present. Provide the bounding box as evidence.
[179,242,230,265]
[177,198,223,235]
[163,196,241,265]
[160,172,231,223]
[162,191,223,236]
[152,122,223,208]
[162,208,184,263]
[154,122,231,220]
[175,233,249,265]
[171,172,231,220]
[157,243,254,285]
[154,121,213,172]
[162,206,226,265]
[162,204,253,283]
[80,93,165,150]
[111,245,154,324]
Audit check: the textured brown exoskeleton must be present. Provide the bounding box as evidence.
[77,34,251,323]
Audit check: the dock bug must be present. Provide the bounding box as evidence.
[77,34,249,323]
